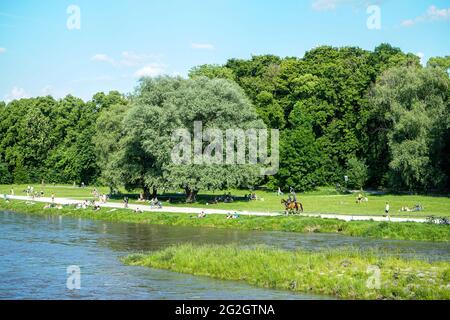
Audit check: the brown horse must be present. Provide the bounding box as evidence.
[281,199,303,214]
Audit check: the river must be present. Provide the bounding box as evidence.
[1,211,449,299]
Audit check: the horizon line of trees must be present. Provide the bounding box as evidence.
[0,43,449,195]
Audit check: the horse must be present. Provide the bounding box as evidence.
[281,199,303,215]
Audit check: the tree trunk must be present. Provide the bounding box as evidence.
[143,185,151,200]
[185,187,198,203]
[152,188,157,198]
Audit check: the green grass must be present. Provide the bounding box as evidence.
[123,244,450,300]
[1,199,449,242]
[1,184,449,218]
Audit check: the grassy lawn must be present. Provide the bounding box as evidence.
[1,184,450,218]
[1,199,449,242]
[123,244,450,300]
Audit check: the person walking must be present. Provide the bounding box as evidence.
[385,202,390,220]
[277,187,283,196]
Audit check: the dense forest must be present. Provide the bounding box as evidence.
[1,44,449,193]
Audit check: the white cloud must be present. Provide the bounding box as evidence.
[120,51,162,67]
[4,86,28,103]
[402,5,450,27]
[134,64,166,78]
[416,52,426,66]
[91,51,167,78]
[42,85,54,95]
[0,47,6,53]
[91,51,164,70]
[312,0,340,11]
[191,43,215,50]
[91,53,115,64]
[311,0,383,11]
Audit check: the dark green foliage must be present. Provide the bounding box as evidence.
[0,43,448,192]
[196,44,428,190]
[0,91,126,185]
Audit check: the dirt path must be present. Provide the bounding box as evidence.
[1,194,427,223]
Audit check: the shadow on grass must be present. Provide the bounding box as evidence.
[109,191,253,205]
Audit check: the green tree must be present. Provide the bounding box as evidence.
[189,64,236,81]
[427,56,450,72]
[114,76,265,200]
[346,157,368,190]
[368,66,449,191]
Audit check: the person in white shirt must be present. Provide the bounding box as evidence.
[385,202,390,218]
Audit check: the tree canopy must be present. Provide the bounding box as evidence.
[1,43,449,194]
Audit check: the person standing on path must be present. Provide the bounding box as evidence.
[51,193,55,203]
[385,202,390,220]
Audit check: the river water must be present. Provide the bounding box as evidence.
[0,211,449,299]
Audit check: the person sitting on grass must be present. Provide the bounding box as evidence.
[93,202,101,211]
[134,207,143,213]
[356,193,363,203]
[226,212,232,219]
[232,212,240,219]
[198,211,206,218]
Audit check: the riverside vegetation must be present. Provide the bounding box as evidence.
[1,199,449,242]
[123,244,450,300]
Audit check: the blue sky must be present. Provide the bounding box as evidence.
[1,0,449,101]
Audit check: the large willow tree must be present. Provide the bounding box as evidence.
[96,76,266,200]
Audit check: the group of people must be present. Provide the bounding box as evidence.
[208,193,234,205]
[195,211,239,219]
[133,194,163,209]
[226,212,239,219]
[24,186,45,199]
[43,203,63,210]
[92,188,108,204]
[356,193,369,203]
[400,204,424,212]
[73,200,100,211]
[245,192,258,201]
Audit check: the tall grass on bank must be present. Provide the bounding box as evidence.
[0,200,449,242]
[123,244,450,300]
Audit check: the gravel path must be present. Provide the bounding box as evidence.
[1,194,427,223]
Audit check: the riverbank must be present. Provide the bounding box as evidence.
[123,244,450,300]
[2,184,450,219]
[1,199,449,242]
